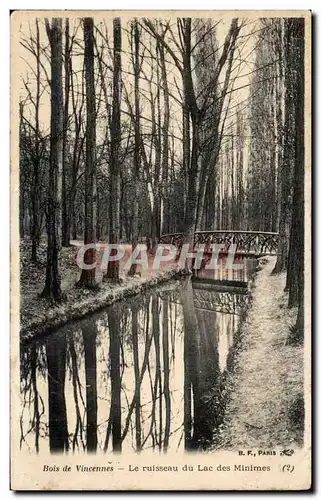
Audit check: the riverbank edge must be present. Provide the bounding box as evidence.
[20,267,183,342]
[212,255,304,451]
[208,257,264,447]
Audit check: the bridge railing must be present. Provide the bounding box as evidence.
[159,230,279,255]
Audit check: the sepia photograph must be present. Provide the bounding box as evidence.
[10,9,311,490]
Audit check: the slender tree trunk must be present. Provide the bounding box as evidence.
[20,186,25,238]
[62,18,71,247]
[72,206,77,240]
[159,40,170,235]
[149,55,162,250]
[274,21,292,273]
[287,19,305,344]
[128,19,141,276]
[31,19,41,262]
[106,18,122,282]
[270,83,278,233]
[184,124,200,242]
[19,102,26,239]
[182,104,190,227]
[181,19,200,247]
[41,18,63,300]
[77,18,97,288]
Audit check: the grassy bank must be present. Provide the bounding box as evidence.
[214,256,304,450]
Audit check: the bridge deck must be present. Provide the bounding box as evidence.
[159,230,279,256]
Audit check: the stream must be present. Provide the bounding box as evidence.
[20,257,257,454]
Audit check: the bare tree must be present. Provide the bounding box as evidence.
[20,19,43,261]
[143,18,241,252]
[77,17,97,288]
[106,18,122,282]
[61,18,71,247]
[46,333,69,452]
[41,18,63,300]
[287,18,305,343]
[128,19,142,276]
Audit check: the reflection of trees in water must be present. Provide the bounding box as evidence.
[107,306,122,452]
[68,330,86,451]
[162,299,171,451]
[131,302,141,451]
[20,344,46,452]
[46,333,69,452]
[107,293,175,453]
[31,346,41,452]
[82,321,98,452]
[20,327,87,454]
[20,283,240,454]
[181,278,221,450]
[152,295,162,449]
[120,296,156,449]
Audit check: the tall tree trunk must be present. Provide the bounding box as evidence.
[149,54,162,249]
[182,104,190,227]
[41,18,63,300]
[128,19,141,276]
[77,17,97,288]
[195,19,240,233]
[31,19,41,262]
[181,19,200,246]
[184,122,200,243]
[19,102,26,239]
[62,18,71,247]
[287,18,305,343]
[274,22,294,273]
[106,18,122,282]
[159,40,170,235]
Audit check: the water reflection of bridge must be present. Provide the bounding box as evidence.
[160,281,249,316]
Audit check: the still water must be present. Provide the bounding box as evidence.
[20,258,256,454]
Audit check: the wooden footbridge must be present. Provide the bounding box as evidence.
[159,230,279,257]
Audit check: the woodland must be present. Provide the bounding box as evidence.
[19,16,305,341]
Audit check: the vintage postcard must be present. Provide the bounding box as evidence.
[10,10,311,490]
